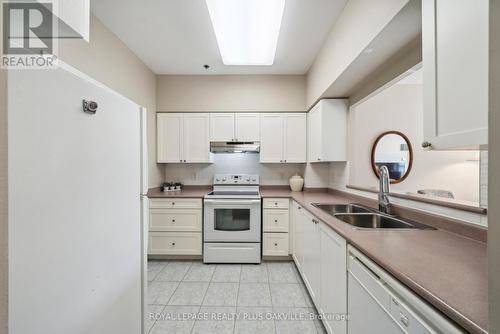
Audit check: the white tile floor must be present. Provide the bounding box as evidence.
[147,260,327,334]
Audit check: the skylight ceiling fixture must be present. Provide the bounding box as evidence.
[205,0,286,66]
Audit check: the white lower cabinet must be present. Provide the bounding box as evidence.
[149,209,202,232]
[302,209,321,302]
[319,223,347,334]
[263,233,289,256]
[148,198,202,255]
[149,232,202,255]
[292,200,347,334]
[263,198,290,257]
[263,209,289,232]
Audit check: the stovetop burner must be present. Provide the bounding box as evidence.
[205,174,261,200]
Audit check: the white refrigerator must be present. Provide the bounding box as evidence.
[8,62,148,334]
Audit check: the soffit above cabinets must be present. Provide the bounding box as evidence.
[90,0,347,75]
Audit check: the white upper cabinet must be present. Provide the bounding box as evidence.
[422,0,488,149]
[157,113,212,163]
[284,114,308,163]
[235,113,260,141]
[36,0,90,40]
[307,99,348,162]
[210,113,235,141]
[260,114,285,162]
[183,114,211,163]
[210,113,260,142]
[260,113,307,163]
[157,113,183,163]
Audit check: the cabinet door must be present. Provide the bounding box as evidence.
[307,105,322,162]
[320,223,347,334]
[260,114,284,163]
[183,113,211,163]
[157,113,183,163]
[284,113,307,163]
[302,210,320,303]
[292,202,304,270]
[422,0,488,149]
[149,209,202,232]
[148,232,202,255]
[210,113,235,141]
[235,113,260,141]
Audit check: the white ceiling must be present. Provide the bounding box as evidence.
[90,0,347,75]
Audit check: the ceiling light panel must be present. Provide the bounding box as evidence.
[205,0,286,66]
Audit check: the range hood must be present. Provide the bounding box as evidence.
[210,142,260,153]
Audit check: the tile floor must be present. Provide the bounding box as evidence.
[147,260,327,334]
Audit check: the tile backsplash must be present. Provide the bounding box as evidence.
[164,153,307,186]
[480,150,488,208]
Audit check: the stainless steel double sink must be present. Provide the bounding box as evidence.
[312,203,434,230]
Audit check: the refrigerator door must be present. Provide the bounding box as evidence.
[8,62,143,334]
[141,195,149,334]
[140,107,149,195]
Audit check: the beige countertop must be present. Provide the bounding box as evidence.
[262,188,487,334]
[148,186,487,333]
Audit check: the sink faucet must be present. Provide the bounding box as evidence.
[378,165,393,215]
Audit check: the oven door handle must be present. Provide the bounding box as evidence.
[204,199,261,205]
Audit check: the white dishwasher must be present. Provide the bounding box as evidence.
[347,246,465,334]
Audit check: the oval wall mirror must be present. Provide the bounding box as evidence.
[371,131,413,184]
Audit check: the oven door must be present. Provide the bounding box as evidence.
[204,199,261,242]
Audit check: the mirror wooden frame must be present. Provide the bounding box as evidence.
[371,131,413,184]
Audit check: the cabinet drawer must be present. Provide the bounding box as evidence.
[149,209,202,232]
[148,232,202,255]
[263,233,289,256]
[263,209,289,232]
[149,198,202,209]
[263,198,289,209]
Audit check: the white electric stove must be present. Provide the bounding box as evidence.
[203,174,261,263]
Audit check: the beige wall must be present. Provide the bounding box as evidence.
[489,0,500,331]
[349,81,480,203]
[0,67,7,334]
[157,75,306,112]
[306,0,408,108]
[59,14,163,186]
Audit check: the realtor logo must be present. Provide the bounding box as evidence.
[2,0,58,69]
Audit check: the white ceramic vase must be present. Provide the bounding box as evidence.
[289,174,304,192]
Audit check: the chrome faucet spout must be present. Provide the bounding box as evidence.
[378,166,393,215]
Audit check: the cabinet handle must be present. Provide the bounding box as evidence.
[421,141,432,148]
[284,160,287,163]
[274,243,278,246]
[171,242,176,246]
[172,202,175,206]
[317,158,321,161]
[172,219,175,222]
[235,138,238,141]
[179,159,182,162]
[280,160,283,163]
[275,202,278,206]
[399,313,409,327]
[184,160,187,163]
[274,219,278,223]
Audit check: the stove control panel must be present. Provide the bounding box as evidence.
[213,174,259,185]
